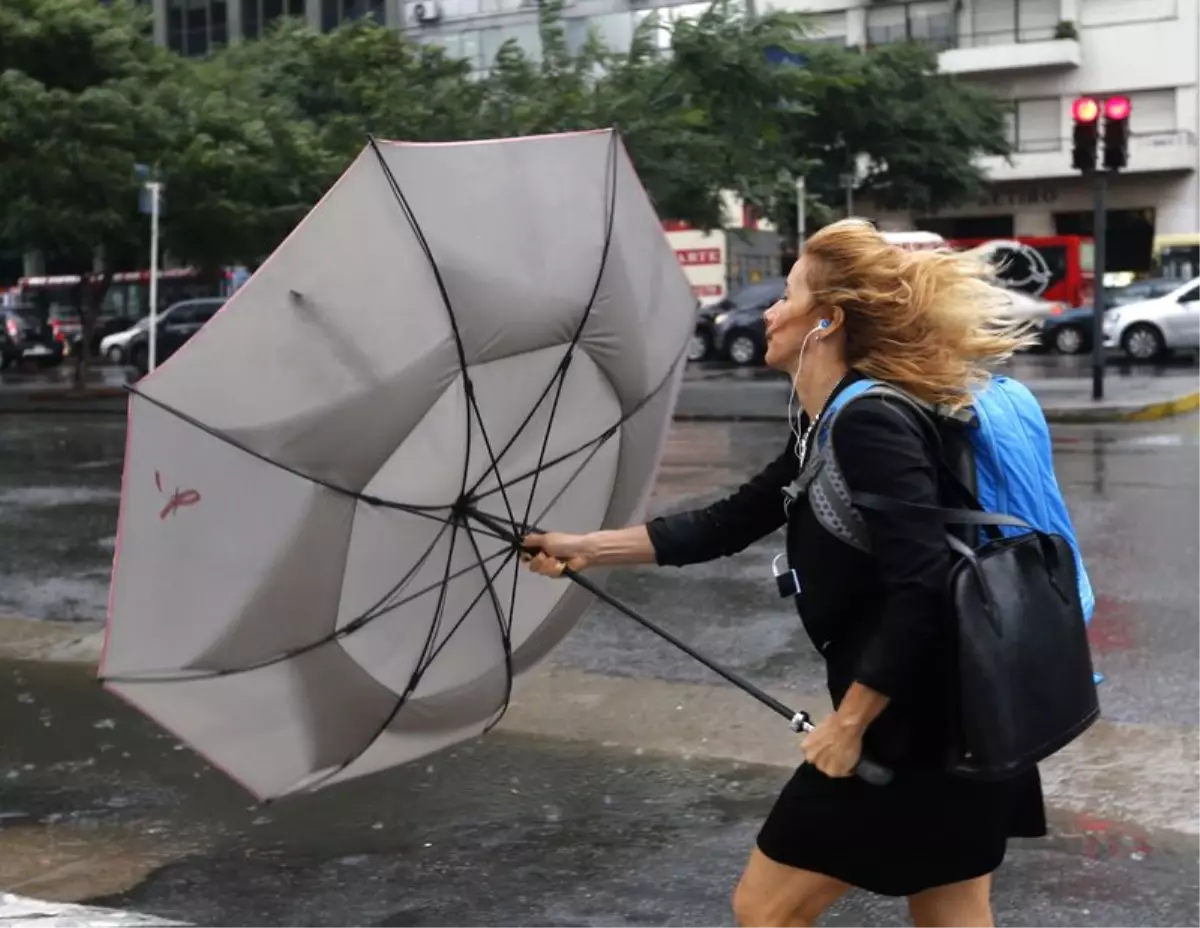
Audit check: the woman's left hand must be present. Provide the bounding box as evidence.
[800,713,865,778]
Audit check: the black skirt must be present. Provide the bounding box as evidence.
[755,762,1048,897]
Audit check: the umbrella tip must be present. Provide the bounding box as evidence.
[289,289,303,302]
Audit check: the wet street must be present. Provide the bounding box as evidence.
[0,410,1198,925]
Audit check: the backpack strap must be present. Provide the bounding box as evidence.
[806,381,1008,554]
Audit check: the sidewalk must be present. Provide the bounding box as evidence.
[676,370,1200,424]
[0,367,129,414]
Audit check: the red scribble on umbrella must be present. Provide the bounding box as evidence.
[155,470,201,520]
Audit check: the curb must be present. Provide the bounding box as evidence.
[0,389,127,414]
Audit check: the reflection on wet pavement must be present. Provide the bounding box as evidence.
[0,418,126,621]
[0,658,1195,927]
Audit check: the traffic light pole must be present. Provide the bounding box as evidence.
[1091,170,1107,401]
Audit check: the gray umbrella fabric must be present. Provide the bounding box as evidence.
[99,129,696,802]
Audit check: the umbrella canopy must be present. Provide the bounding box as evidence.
[100,129,696,802]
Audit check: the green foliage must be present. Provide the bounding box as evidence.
[786,40,1010,221]
[0,0,171,268]
[0,0,1015,285]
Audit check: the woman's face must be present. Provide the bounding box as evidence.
[763,256,820,373]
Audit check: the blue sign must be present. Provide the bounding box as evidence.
[138,184,166,217]
[764,45,806,68]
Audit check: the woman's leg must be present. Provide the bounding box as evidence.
[732,848,851,928]
[906,873,994,928]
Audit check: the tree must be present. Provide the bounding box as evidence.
[220,18,484,166]
[0,0,174,383]
[773,40,1011,240]
[153,51,338,274]
[476,0,818,229]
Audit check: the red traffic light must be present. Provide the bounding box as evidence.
[1072,97,1100,123]
[1105,96,1131,121]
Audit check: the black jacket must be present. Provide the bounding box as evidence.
[647,371,958,769]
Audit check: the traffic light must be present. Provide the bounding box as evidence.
[1071,97,1100,172]
[1103,95,1131,171]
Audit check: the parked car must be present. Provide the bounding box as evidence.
[126,298,224,375]
[1103,276,1200,361]
[1042,278,1180,355]
[706,277,787,366]
[1,306,64,369]
[99,318,147,364]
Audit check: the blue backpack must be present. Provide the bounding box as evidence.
[799,376,1095,626]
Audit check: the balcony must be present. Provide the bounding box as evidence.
[979,131,1198,183]
[939,29,1081,76]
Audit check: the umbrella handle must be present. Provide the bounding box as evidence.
[790,713,895,786]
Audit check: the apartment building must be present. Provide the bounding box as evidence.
[148,0,1198,259]
[150,0,385,56]
[394,0,1197,262]
[830,0,1199,253]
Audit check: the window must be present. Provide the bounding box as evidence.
[1179,285,1199,304]
[1013,98,1060,152]
[866,1,954,49]
[1127,89,1177,135]
[243,0,304,38]
[804,12,846,45]
[167,0,228,56]
[968,0,1061,45]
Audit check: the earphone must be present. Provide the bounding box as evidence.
[785,318,834,478]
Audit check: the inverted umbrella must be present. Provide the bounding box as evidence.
[100,129,886,803]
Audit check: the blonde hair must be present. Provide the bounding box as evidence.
[802,219,1038,410]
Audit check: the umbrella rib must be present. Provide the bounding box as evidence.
[366,138,521,538]
[465,131,621,504]
[120,384,494,527]
[406,544,521,688]
[99,543,515,685]
[460,521,517,734]
[295,512,469,796]
[472,332,690,503]
[517,132,620,534]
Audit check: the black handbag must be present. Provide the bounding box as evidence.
[853,473,1100,782]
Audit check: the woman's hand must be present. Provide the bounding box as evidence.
[521,532,597,577]
[800,713,865,778]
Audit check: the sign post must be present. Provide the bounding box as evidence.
[795,176,806,257]
[136,164,165,373]
[146,180,162,373]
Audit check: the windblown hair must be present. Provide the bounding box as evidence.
[802,219,1038,410]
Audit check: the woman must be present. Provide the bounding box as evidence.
[522,219,1047,927]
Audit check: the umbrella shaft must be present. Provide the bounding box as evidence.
[561,566,799,725]
[464,505,799,725]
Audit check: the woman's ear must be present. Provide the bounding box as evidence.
[819,307,846,338]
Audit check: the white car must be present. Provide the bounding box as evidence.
[1103,276,1200,361]
[99,317,149,364]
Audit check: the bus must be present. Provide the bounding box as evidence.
[2,266,244,355]
[947,235,1094,308]
[1152,234,1199,281]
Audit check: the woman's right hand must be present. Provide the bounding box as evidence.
[522,532,597,578]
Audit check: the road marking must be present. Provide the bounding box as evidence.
[0,893,189,926]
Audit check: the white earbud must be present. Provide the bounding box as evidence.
[787,319,833,465]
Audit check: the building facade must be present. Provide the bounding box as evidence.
[147,0,1198,262]
[840,0,1199,255]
